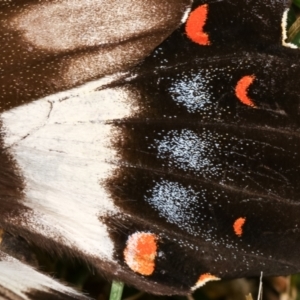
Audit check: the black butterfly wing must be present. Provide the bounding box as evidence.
[0,0,300,297]
[103,0,300,294]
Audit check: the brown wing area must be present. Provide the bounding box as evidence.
[0,0,191,112]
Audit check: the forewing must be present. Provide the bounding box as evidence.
[0,0,191,111]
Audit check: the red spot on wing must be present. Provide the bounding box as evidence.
[233,217,246,237]
[185,5,210,45]
[235,75,256,107]
[192,273,220,291]
[124,232,157,276]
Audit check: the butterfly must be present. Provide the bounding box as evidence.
[0,0,300,299]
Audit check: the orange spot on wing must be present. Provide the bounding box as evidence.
[235,75,256,107]
[233,217,246,237]
[124,232,157,276]
[192,273,220,291]
[185,4,210,45]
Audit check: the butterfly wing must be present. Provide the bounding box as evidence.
[0,250,91,300]
[0,0,193,297]
[101,0,300,293]
[1,0,300,297]
[0,0,191,111]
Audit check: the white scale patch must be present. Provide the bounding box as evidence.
[0,251,88,300]
[168,72,213,113]
[152,129,223,178]
[145,180,201,235]
[1,74,139,262]
[151,128,285,189]
[145,179,213,237]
